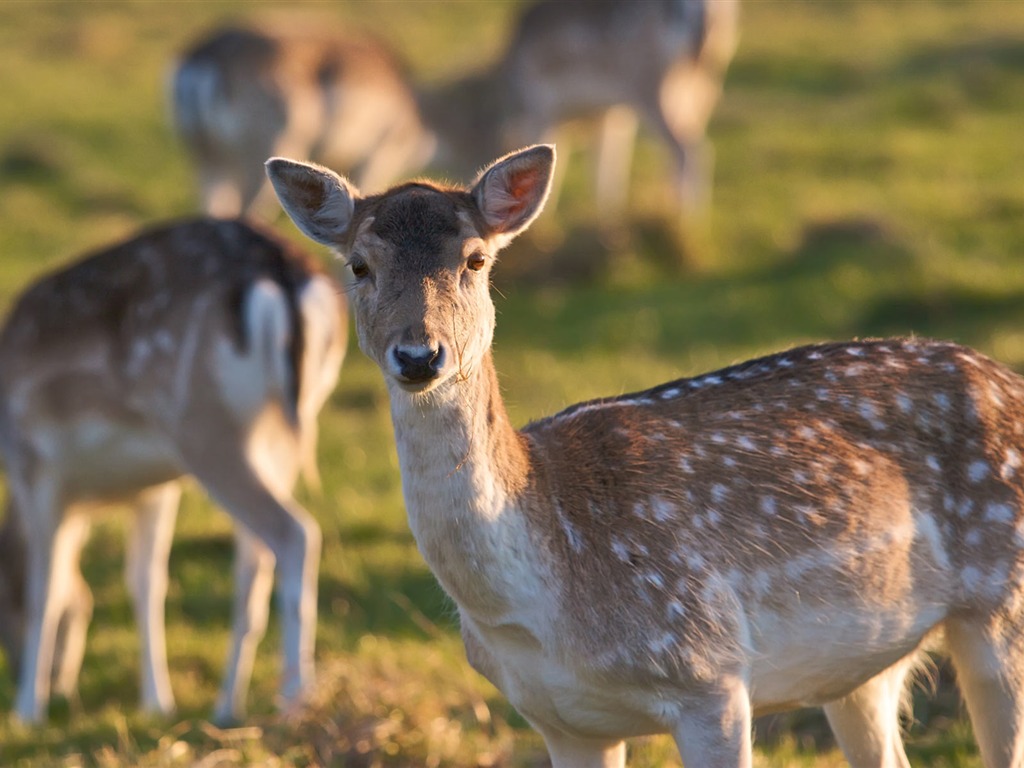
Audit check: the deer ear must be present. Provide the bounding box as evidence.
[471,144,555,245]
[265,158,358,246]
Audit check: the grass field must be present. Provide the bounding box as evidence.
[1,1,1023,765]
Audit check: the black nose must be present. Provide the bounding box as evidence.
[393,346,444,382]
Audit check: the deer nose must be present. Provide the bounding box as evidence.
[392,345,445,382]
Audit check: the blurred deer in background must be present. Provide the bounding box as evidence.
[268,144,1024,767]
[171,24,435,219]
[0,219,346,724]
[173,0,737,223]
[426,0,740,217]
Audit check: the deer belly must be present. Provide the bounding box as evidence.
[500,651,668,739]
[746,600,945,711]
[44,418,181,499]
[471,621,667,739]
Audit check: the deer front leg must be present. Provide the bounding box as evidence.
[671,678,753,768]
[213,526,275,724]
[126,482,181,716]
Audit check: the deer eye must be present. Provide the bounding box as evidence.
[467,251,487,271]
[349,259,370,280]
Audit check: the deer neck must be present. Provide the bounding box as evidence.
[387,349,545,622]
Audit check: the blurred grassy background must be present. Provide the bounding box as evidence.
[1,0,1023,765]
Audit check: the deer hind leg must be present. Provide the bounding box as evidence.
[213,526,275,725]
[536,725,626,768]
[654,64,722,215]
[179,430,319,721]
[13,468,89,723]
[945,616,1024,768]
[593,105,639,219]
[49,568,93,703]
[822,656,916,768]
[125,481,181,716]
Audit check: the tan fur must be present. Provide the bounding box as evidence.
[268,146,1024,768]
[0,218,346,724]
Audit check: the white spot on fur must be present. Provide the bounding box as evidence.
[667,599,687,620]
[711,484,730,504]
[934,393,951,411]
[686,552,706,571]
[846,347,864,357]
[1001,449,1021,481]
[858,401,886,430]
[926,455,941,472]
[968,460,990,483]
[984,502,1014,524]
[643,571,665,589]
[760,496,777,516]
[736,435,757,452]
[611,538,630,562]
[895,392,913,414]
[648,631,677,655]
[652,496,675,522]
[660,388,681,400]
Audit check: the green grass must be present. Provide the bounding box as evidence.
[1,0,1023,764]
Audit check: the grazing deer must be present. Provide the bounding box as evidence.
[267,144,1024,767]
[0,218,346,725]
[424,0,740,216]
[171,24,435,219]
[173,1,736,224]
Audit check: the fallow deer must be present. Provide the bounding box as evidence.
[482,0,741,215]
[173,1,737,223]
[0,218,346,725]
[171,24,435,219]
[267,144,1024,767]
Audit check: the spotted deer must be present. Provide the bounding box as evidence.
[501,0,739,216]
[174,1,736,224]
[0,218,346,724]
[267,144,1024,767]
[424,0,740,217]
[171,24,435,219]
